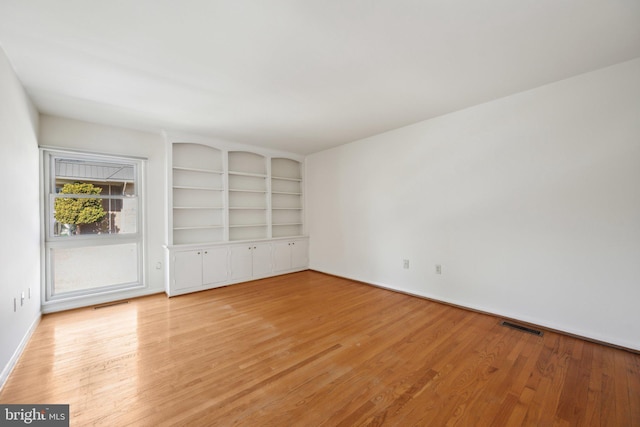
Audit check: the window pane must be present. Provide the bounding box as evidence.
[54,158,136,194]
[52,157,137,237]
[52,195,138,236]
[51,243,139,295]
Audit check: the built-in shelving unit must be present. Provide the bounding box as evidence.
[271,157,303,238]
[164,137,307,297]
[228,151,268,241]
[167,140,304,244]
[171,143,224,245]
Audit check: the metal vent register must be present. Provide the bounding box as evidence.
[500,320,544,336]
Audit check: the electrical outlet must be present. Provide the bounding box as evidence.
[403,259,410,269]
[155,262,162,270]
[435,264,442,275]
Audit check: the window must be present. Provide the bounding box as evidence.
[43,150,145,302]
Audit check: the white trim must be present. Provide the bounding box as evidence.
[162,130,305,162]
[0,313,41,392]
[39,145,148,161]
[41,289,162,314]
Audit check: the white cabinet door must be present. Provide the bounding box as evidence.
[272,242,292,273]
[230,244,272,280]
[291,239,308,269]
[202,246,229,286]
[273,240,308,273]
[230,245,253,281]
[173,250,203,290]
[252,243,272,277]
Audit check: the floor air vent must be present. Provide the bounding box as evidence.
[94,301,129,309]
[500,321,543,336]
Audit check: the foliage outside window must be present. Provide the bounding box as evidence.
[54,183,107,235]
[50,157,138,237]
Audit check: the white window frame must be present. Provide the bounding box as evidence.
[41,148,146,304]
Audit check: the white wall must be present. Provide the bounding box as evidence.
[306,58,640,350]
[0,47,41,387]
[39,115,166,312]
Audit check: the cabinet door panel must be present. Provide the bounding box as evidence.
[173,250,202,290]
[230,246,253,281]
[203,246,229,285]
[252,244,273,277]
[272,242,291,273]
[291,240,308,270]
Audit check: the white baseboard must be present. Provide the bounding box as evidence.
[41,287,163,314]
[309,268,640,353]
[0,312,41,392]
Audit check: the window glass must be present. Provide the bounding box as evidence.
[51,243,139,294]
[51,158,137,236]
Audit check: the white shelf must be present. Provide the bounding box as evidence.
[229,224,268,228]
[173,186,223,191]
[173,166,224,174]
[174,225,224,230]
[272,224,303,238]
[272,191,302,195]
[229,207,267,210]
[272,176,302,182]
[174,206,223,210]
[228,171,267,178]
[173,228,223,245]
[229,188,267,193]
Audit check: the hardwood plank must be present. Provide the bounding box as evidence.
[613,350,633,426]
[560,342,587,423]
[1,271,638,426]
[629,351,640,426]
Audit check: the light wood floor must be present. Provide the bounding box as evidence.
[1,271,639,426]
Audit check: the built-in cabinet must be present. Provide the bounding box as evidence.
[165,238,308,296]
[230,243,272,281]
[272,240,308,273]
[165,138,307,296]
[172,246,229,291]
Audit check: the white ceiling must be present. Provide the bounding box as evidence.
[1,1,639,154]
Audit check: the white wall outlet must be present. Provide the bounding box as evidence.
[435,264,442,274]
[403,259,410,269]
[156,262,162,270]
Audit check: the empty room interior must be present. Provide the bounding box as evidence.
[1,1,639,425]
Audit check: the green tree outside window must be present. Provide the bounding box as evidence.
[54,183,107,234]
